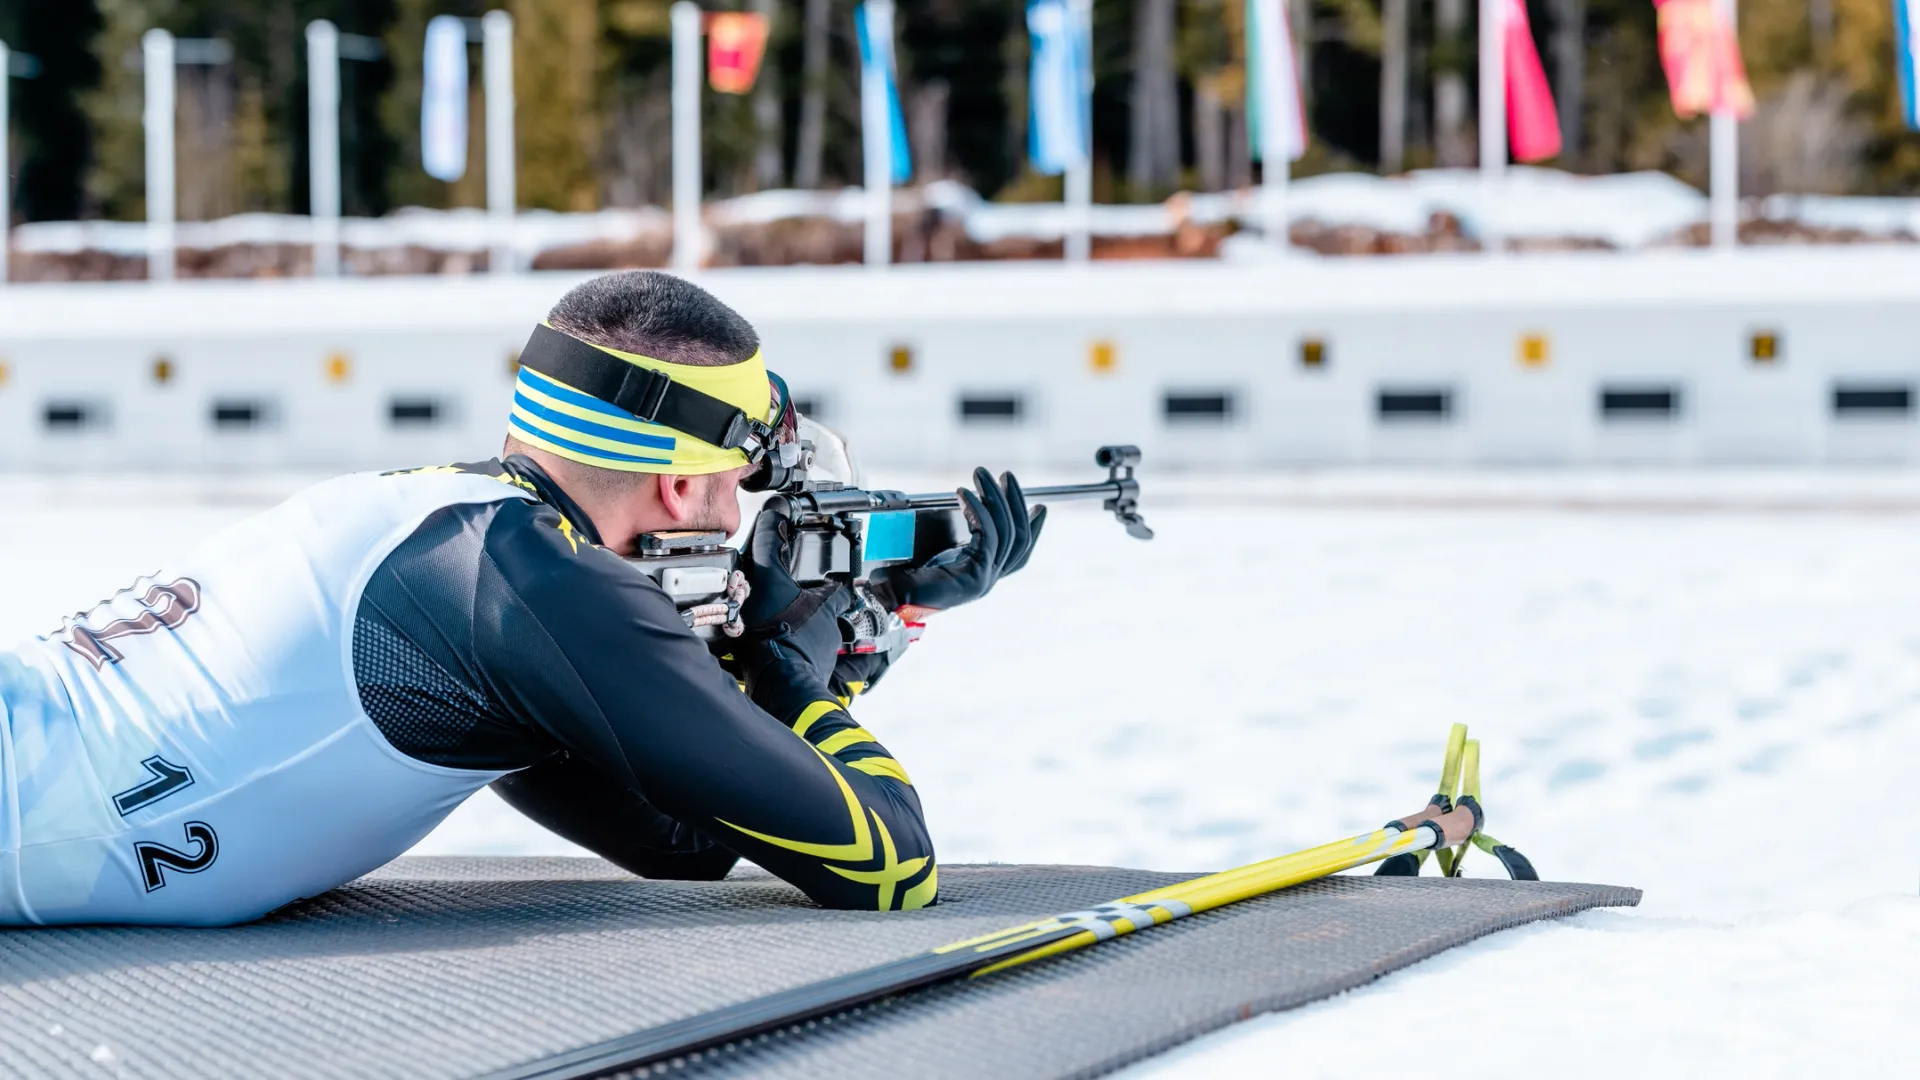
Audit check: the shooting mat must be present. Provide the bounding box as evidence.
[0,858,1639,1080]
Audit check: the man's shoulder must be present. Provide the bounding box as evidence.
[473,489,653,606]
[381,459,539,495]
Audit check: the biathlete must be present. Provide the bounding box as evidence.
[0,270,1043,926]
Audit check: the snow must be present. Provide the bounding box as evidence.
[3,468,1917,1077]
[14,167,1918,262]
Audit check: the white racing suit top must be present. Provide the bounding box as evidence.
[0,469,531,926]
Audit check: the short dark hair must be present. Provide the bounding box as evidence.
[545,270,759,367]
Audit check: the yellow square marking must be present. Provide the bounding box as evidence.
[888,344,914,374]
[152,357,175,385]
[325,352,351,384]
[1750,331,1779,364]
[1300,338,1326,369]
[1089,340,1117,374]
[1518,333,1550,368]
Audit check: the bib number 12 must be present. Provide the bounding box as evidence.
[135,821,220,893]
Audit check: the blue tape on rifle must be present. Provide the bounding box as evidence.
[863,512,917,563]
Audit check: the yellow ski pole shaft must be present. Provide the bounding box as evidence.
[1427,723,1470,875]
[1447,739,1482,876]
[969,801,1482,976]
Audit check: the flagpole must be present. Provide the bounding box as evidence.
[307,21,342,278]
[1709,0,1738,250]
[671,1,703,274]
[1064,0,1093,265]
[143,29,176,283]
[1254,0,1292,254]
[1477,0,1504,254]
[482,10,517,274]
[861,0,895,269]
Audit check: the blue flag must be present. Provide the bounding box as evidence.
[855,2,912,185]
[1027,0,1090,176]
[1898,1,1920,129]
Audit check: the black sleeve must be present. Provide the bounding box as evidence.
[489,757,739,881]
[475,499,937,911]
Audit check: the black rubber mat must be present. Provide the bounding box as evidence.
[0,858,1638,1079]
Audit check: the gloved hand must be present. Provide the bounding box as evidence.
[865,469,1046,615]
[830,650,894,701]
[737,502,852,687]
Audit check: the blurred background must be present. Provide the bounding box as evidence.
[5,6,1920,1072]
[2,0,1917,272]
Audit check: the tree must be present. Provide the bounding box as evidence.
[1550,0,1585,168]
[792,0,831,187]
[1378,0,1406,171]
[5,0,105,221]
[1128,0,1179,191]
[512,0,600,211]
[1433,0,1469,166]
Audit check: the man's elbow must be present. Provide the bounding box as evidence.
[804,855,939,912]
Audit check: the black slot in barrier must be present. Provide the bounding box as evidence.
[959,395,1023,422]
[1377,389,1452,420]
[390,399,442,427]
[211,401,267,430]
[43,403,97,430]
[1164,392,1235,421]
[1600,387,1680,419]
[1832,384,1914,417]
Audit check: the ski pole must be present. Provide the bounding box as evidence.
[1377,721,1469,878]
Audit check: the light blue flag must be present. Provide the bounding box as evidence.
[1898,1,1920,129]
[855,2,912,185]
[1027,0,1090,176]
[421,15,468,182]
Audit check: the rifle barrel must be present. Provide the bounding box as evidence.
[788,481,1126,516]
[895,480,1126,510]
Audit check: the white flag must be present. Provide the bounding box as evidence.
[421,15,469,182]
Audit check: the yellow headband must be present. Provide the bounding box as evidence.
[508,325,772,475]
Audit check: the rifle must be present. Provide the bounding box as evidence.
[629,444,1152,658]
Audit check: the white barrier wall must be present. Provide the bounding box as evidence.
[4,249,1920,473]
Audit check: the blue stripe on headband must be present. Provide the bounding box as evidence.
[517,365,669,425]
[508,414,676,466]
[512,390,678,451]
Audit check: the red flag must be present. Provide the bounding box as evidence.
[707,12,768,95]
[1502,0,1561,162]
[1653,0,1754,119]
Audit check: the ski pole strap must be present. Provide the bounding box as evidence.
[1471,833,1540,881]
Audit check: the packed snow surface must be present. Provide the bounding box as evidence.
[3,469,1916,1077]
[5,167,1855,257]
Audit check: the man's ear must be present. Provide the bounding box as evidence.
[656,472,695,524]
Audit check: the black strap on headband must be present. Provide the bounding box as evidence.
[516,324,768,453]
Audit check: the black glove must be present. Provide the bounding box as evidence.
[830,650,894,701]
[738,502,852,687]
[865,469,1047,614]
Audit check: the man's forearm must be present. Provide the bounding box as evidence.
[491,758,740,881]
[682,669,936,910]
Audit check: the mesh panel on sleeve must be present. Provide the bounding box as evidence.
[353,615,492,759]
